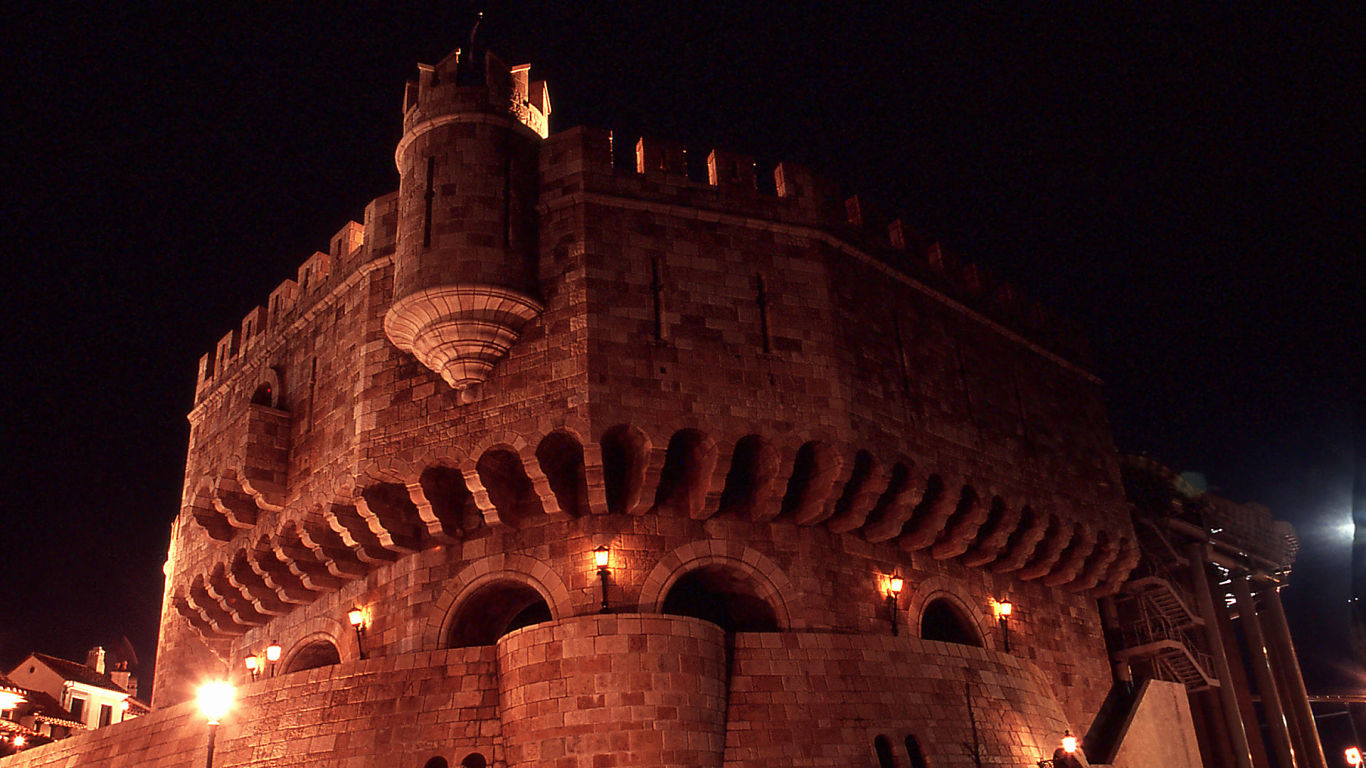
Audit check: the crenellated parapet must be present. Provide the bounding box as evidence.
[194,219,366,405]
[540,126,1091,365]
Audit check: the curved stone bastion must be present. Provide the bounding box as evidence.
[1,620,1081,768]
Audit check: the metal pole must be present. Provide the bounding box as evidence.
[598,567,610,613]
[205,722,218,768]
[1232,577,1298,768]
[1259,581,1328,768]
[1187,543,1256,768]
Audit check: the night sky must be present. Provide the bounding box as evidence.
[3,0,1360,707]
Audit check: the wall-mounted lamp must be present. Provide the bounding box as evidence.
[886,574,904,636]
[348,607,368,659]
[594,546,611,613]
[1035,730,1080,768]
[1347,746,1362,766]
[244,654,260,682]
[995,598,1013,652]
[264,643,282,677]
[196,681,235,768]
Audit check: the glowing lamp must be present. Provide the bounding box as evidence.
[348,606,368,659]
[196,681,235,725]
[244,655,259,672]
[121,699,130,712]
[264,644,282,663]
[1062,731,1077,754]
[12,735,25,748]
[888,575,904,596]
[594,546,612,612]
[1347,747,1362,766]
[997,599,1013,617]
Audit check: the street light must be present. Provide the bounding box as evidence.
[348,607,368,659]
[196,681,235,768]
[886,574,904,636]
[996,598,1013,652]
[594,546,611,613]
[265,644,282,677]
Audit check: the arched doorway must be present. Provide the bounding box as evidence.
[283,639,341,674]
[661,565,780,632]
[919,597,983,647]
[447,580,552,647]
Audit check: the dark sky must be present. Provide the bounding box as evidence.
[2,1,1361,703]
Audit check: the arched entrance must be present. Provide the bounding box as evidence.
[661,565,780,633]
[446,580,552,647]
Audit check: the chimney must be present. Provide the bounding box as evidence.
[85,646,106,674]
[110,661,136,697]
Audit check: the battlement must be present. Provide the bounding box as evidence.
[542,126,1091,364]
[194,219,366,402]
[401,48,549,139]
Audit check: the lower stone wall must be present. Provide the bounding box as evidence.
[0,647,500,768]
[723,633,1079,767]
[497,614,727,768]
[4,626,1096,768]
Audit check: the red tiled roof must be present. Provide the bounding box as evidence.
[27,654,127,694]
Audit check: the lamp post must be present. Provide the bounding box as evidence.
[265,644,281,677]
[886,574,904,635]
[594,546,611,613]
[196,681,234,768]
[348,607,367,659]
[244,654,260,682]
[996,598,1013,653]
[1036,730,1079,767]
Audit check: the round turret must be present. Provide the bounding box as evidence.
[384,48,550,394]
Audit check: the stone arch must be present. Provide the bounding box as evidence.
[187,475,234,541]
[780,440,844,525]
[426,554,571,651]
[535,430,590,517]
[282,632,342,674]
[861,459,918,542]
[414,459,482,540]
[249,366,282,409]
[651,428,719,518]
[639,542,794,630]
[459,753,488,768]
[904,577,994,650]
[826,449,889,534]
[717,434,781,519]
[599,423,651,515]
[474,446,544,529]
[283,614,354,662]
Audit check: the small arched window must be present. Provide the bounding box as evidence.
[460,754,488,768]
[251,383,273,406]
[423,759,448,768]
[874,734,897,768]
[920,597,983,647]
[904,735,929,768]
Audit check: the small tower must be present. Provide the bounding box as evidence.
[384,47,551,396]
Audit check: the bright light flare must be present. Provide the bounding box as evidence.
[1062,731,1077,754]
[0,691,26,709]
[196,681,235,725]
[1347,746,1362,766]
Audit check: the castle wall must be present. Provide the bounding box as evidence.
[2,648,500,768]
[723,633,1078,767]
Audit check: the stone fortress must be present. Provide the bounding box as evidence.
[1,43,1321,768]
